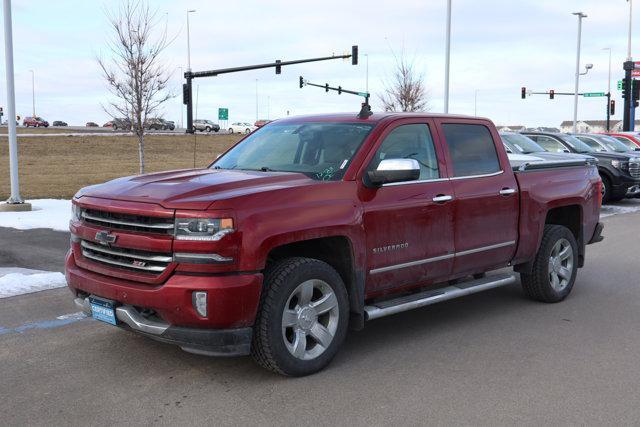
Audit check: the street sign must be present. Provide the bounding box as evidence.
[632,69,640,78]
[583,92,606,97]
[218,108,228,120]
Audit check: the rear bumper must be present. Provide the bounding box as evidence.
[74,297,252,356]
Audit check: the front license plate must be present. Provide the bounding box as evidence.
[89,296,117,325]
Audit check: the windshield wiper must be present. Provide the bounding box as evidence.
[260,166,274,172]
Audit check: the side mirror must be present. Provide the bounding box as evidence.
[634,147,640,151]
[366,158,420,187]
[562,149,570,153]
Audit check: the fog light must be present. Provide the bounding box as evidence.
[193,291,208,317]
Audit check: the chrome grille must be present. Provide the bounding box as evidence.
[80,240,172,274]
[81,209,174,234]
[629,161,640,178]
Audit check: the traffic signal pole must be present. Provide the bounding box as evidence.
[623,61,633,131]
[183,46,359,133]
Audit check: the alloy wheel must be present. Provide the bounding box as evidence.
[548,238,574,292]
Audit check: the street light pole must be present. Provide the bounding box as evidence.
[255,79,258,122]
[444,0,452,113]
[572,12,587,134]
[628,0,633,61]
[474,89,478,116]
[1,0,28,208]
[29,69,35,116]
[364,53,369,93]
[186,9,196,71]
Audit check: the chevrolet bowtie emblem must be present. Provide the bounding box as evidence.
[95,231,117,246]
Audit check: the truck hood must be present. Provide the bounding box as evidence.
[76,168,317,210]
[588,151,640,161]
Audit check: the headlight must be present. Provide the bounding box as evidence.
[71,203,82,221]
[611,160,626,170]
[174,218,234,241]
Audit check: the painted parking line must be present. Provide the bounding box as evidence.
[0,311,88,336]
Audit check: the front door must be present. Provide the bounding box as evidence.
[362,120,455,294]
[438,121,519,276]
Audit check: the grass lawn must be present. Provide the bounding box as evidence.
[0,133,241,199]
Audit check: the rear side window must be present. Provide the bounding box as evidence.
[531,135,567,153]
[442,124,501,177]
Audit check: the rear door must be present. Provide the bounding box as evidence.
[361,119,455,294]
[437,120,519,276]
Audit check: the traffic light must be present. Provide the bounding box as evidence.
[610,99,616,115]
[521,87,526,99]
[299,76,304,88]
[275,60,281,75]
[549,90,555,100]
[325,83,329,92]
[182,83,190,105]
[633,79,640,101]
[351,45,358,65]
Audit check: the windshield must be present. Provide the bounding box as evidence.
[212,122,374,180]
[594,135,632,153]
[561,135,594,153]
[501,133,546,154]
[613,136,639,150]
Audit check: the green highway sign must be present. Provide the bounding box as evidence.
[218,107,229,120]
[583,92,606,97]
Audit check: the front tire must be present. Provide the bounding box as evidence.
[600,174,611,204]
[205,126,211,132]
[520,225,578,303]
[251,257,349,376]
[245,128,251,134]
[228,128,234,134]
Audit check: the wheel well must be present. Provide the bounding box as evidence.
[545,204,584,267]
[266,236,364,329]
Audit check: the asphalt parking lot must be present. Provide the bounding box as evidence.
[1,206,640,425]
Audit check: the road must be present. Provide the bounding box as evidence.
[1,211,640,425]
[0,125,236,137]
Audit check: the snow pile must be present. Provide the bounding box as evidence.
[0,199,71,231]
[0,269,67,298]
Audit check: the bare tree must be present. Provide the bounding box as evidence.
[98,0,173,174]
[379,56,430,113]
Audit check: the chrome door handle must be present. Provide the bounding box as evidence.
[432,195,453,203]
[499,188,516,196]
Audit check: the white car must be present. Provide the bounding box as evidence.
[228,122,256,134]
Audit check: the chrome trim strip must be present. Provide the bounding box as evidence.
[370,240,516,274]
[173,252,234,264]
[370,253,454,274]
[81,241,172,263]
[455,240,516,257]
[81,212,174,230]
[382,177,449,187]
[449,170,504,181]
[364,274,517,320]
[81,250,166,272]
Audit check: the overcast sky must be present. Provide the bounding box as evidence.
[0,0,637,127]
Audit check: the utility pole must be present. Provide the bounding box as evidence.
[572,12,587,134]
[365,53,369,93]
[444,0,452,113]
[624,0,635,131]
[29,69,35,116]
[474,89,479,116]
[1,0,29,210]
[177,66,184,129]
[255,79,258,122]
[186,9,196,71]
[603,47,612,131]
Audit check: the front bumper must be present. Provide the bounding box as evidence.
[66,250,262,329]
[74,297,252,356]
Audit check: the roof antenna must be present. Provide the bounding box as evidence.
[299,76,372,119]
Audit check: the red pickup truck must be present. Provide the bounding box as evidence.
[67,113,603,376]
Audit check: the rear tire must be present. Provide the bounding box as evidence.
[251,257,349,376]
[205,126,211,132]
[228,128,234,134]
[520,225,578,303]
[600,174,611,204]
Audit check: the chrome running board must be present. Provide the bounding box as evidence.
[364,273,517,321]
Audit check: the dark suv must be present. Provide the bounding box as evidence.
[523,131,640,202]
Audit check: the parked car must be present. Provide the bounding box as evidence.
[23,116,49,127]
[103,121,113,128]
[145,118,176,131]
[85,122,99,127]
[255,119,271,128]
[228,122,256,134]
[111,118,132,131]
[523,131,640,202]
[68,113,603,376]
[574,133,636,154]
[192,119,220,133]
[52,121,68,127]
[603,132,640,150]
[500,132,595,162]
[164,120,176,131]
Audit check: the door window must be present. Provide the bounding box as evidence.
[443,124,501,177]
[368,124,440,180]
[530,135,568,153]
